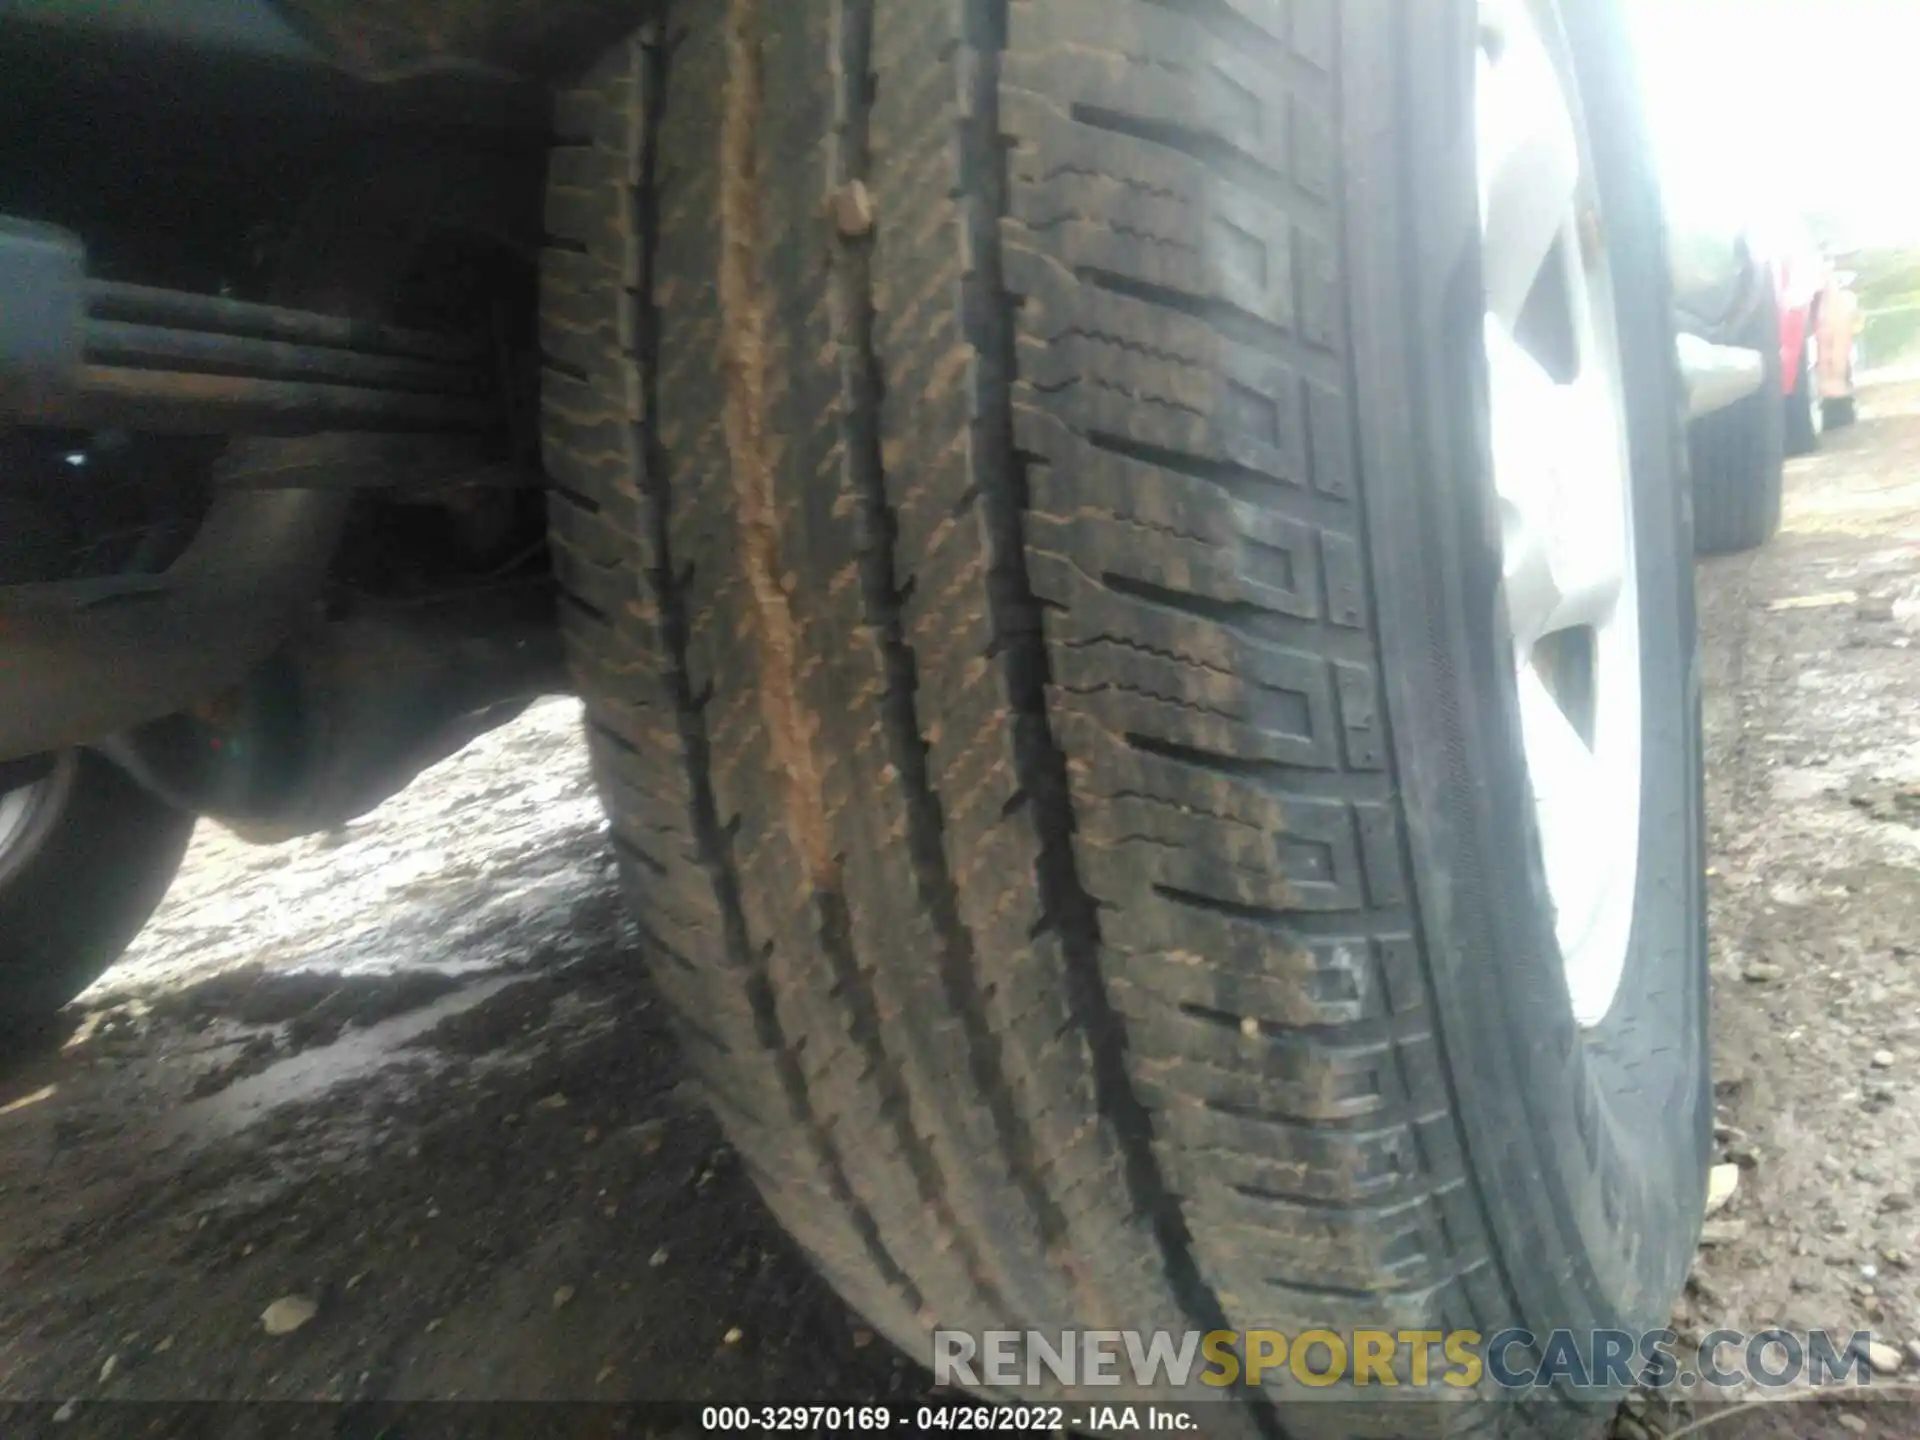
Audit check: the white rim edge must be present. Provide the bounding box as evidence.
[1477,0,1644,1029]
[0,753,78,891]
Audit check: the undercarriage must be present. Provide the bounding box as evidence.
[1,7,566,851]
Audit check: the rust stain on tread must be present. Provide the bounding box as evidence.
[718,0,836,885]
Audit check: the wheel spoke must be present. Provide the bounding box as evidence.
[1516,663,1604,944]
[0,786,38,859]
[1477,11,1582,330]
[1485,319,1629,645]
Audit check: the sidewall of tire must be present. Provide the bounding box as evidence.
[1341,0,1709,1348]
[1690,289,1785,555]
[0,752,194,1023]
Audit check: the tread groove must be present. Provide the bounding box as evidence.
[1077,261,1346,383]
[1066,103,1335,241]
[625,11,929,1321]
[1125,733,1389,800]
[1156,883,1412,935]
[831,0,1076,1281]
[1205,1095,1451,1134]
[1099,571,1376,662]
[1085,430,1357,530]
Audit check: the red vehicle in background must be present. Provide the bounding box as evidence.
[1752,218,1862,453]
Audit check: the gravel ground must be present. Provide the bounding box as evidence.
[1,381,1918,1436]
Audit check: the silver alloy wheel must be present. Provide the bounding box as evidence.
[0,754,76,890]
[1476,0,1644,1028]
[1806,338,1825,438]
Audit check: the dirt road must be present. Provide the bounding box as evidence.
[2,382,1918,1436]
[0,704,916,1413]
[1668,377,1920,1438]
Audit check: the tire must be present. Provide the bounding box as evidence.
[542,0,1707,1430]
[1784,339,1821,456]
[0,752,194,1028]
[1690,296,1785,554]
[1824,394,1857,429]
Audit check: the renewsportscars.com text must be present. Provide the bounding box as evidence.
[933,1328,1879,1393]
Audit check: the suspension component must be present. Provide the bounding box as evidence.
[0,221,497,435]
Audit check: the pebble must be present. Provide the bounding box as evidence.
[261,1296,318,1337]
[1866,1340,1904,1374]
[98,1355,117,1384]
[1741,963,1785,984]
[1705,1165,1740,1216]
[723,1327,743,1346]
[649,1248,669,1269]
[535,1093,569,1111]
[829,180,876,238]
[1872,1051,1896,1070]
[1727,1141,1763,1167]
[153,1336,173,1355]
[1854,1161,1888,1185]
[1838,1413,1867,1434]
[1820,1155,1845,1176]
[552,1286,575,1311]
[1881,1193,1916,1214]
[1700,1219,1748,1246]
[1686,1273,1727,1308]
[1906,1339,1920,1368]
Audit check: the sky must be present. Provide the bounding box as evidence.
[1626,0,1920,248]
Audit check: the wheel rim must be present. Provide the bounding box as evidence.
[1807,342,1824,436]
[0,781,54,889]
[0,753,77,890]
[1476,0,1643,1029]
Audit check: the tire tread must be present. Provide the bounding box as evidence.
[542,2,1582,1432]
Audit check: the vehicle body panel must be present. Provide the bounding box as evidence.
[0,0,318,60]
[1749,217,1831,400]
[1675,214,1857,409]
[1670,225,1754,339]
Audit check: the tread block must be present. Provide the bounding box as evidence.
[1005,1,1299,182]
